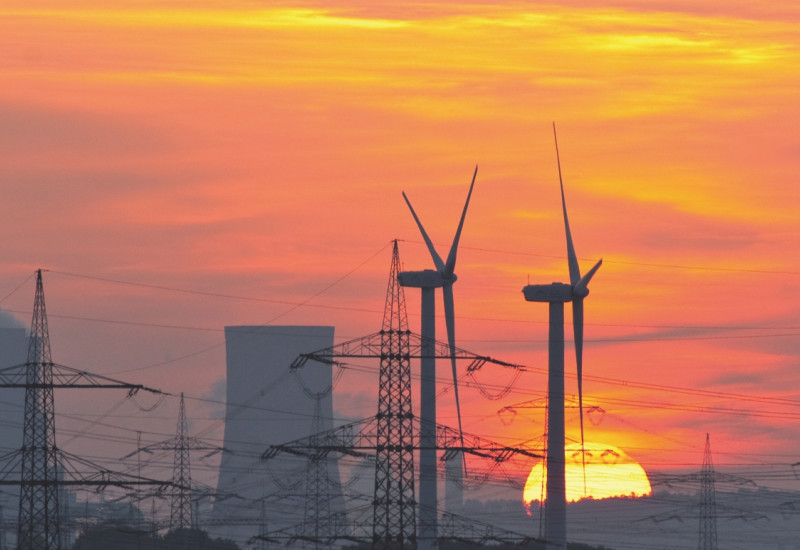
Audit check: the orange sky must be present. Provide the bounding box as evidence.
[1,0,800,498]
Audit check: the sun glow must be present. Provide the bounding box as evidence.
[523,442,651,508]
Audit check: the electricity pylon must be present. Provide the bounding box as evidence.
[638,432,764,542]
[0,269,172,550]
[259,241,540,548]
[373,239,415,548]
[123,392,226,535]
[19,268,60,550]
[171,393,194,532]
[698,433,717,550]
[302,395,334,549]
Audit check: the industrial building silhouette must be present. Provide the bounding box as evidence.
[0,312,26,549]
[210,325,345,544]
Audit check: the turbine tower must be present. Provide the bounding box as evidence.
[522,127,601,550]
[397,167,476,549]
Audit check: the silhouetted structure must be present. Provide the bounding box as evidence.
[123,392,226,540]
[301,393,338,549]
[19,269,60,549]
[522,127,601,550]
[171,394,192,532]
[0,270,170,550]
[639,433,764,545]
[397,168,476,547]
[698,433,718,550]
[373,241,416,548]
[261,241,538,548]
[211,325,343,544]
[0,310,27,545]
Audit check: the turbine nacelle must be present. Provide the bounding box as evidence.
[522,260,601,302]
[522,282,574,303]
[397,269,456,289]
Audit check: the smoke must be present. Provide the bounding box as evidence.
[0,308,26,330]
[204,377,227,419]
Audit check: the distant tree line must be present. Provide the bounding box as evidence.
[343,540,614,550]
[71,526,240,550]
[73,526,614,550]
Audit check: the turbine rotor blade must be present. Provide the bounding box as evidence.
[574,258,603,297]
[402,191,446,272]
[554,123,581,286]
[444,165,478,276]
[442,283,466,453]
[572,295,587,496]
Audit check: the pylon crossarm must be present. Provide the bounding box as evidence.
[715,504,767,521]
[291,332,387,367]
[634,505,697,523]
[637,503,766,523]
[0,449,176,491]
[263,414,540,470]
[105,487,171,504]
[499,393,584,412]
[65,449,178,487]
[651,471,757,487]
[291,330,527,369]
[408,332,526,369]
[453,459,523,490]
[6,479,171,488]
[710,471,758,487]
[249,502,374,546]
[262,414,539,464]
[433,421,542,462]
[434,508,535,545]
[0,362,164,393]
[261,417,379,460]
[123,436,224,458]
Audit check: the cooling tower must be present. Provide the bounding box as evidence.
[0,311,28,549]
[211,325,345,545]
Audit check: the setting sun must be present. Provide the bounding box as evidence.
[523,442,652,508]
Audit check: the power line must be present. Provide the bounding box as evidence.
[9,306,800,344]
[400,239,800,276]
[47,241,390,311]
[0,272,35,304]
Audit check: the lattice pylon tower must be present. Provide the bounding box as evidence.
[303,394,333,549]
[170,393,193,532]
[18,269,61,550]
[257,497,269,550]
[698,433,718,550]
[373,240,416,549]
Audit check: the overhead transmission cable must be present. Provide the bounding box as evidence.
[401,238,800,276]
[1,263,795,348]
[109,241,391,374]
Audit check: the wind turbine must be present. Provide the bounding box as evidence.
[522,126,601,550]
[397,166,476,549]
